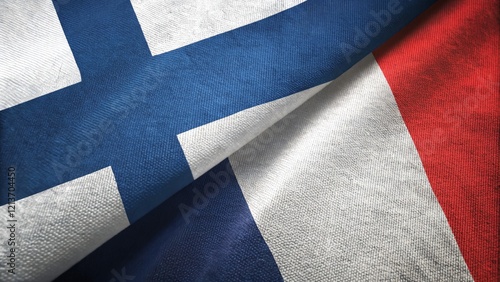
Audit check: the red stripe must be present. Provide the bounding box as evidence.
[374,0,499,281]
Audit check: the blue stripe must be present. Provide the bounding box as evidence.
[54,160,283,281]
[0,0,435,222]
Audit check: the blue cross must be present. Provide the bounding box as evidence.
[0,0,433,222]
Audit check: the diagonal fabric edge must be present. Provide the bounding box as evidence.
[0,167,129,282]
[177,81,330,180]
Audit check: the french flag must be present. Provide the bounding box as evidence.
[0,0,498,281]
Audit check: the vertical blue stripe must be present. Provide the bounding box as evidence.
[55,160,283,281]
